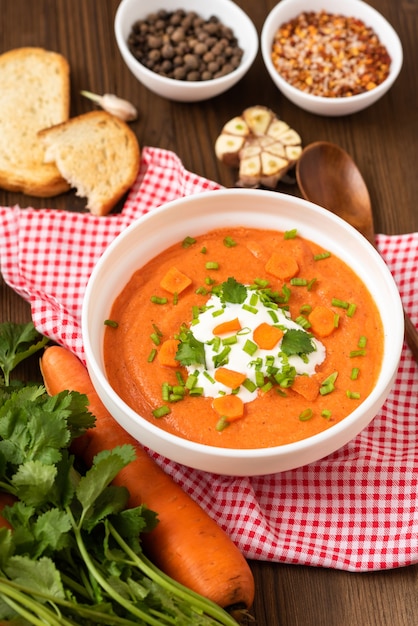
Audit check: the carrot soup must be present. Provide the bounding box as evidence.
[103,227,384,449]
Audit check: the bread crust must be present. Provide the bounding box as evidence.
[0,47,71,196]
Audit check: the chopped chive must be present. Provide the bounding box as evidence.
[243,339,258,356]
[162,382,171,401]
[333,313,340,328]
[195,286,208,295]
[200,246,207,254]
[320,371,338,395]
[346,390,361,399]
[216,416,230,431]
[189,387,204,396]
[299,408,313,421]
[284,228,298,239]
[104,319,118,328]
[192,305,200,319]
[255,371,265,387]
[307,278,317,291]
[169,393,184,402]
[358,335,367,348]
[182,236,196,248]
[152,405,171,418]
[314,251,331,261]
[212,308,224,318]
[249,293,259,306]
[242,304,258,314]
[150,333,161,346]
[349,349,366,357]
[347,303,357,317]
[147,348,157,362]
[254,278,269,288]
[152,323,163,336]
[205,261,219,270]
[321,409,332,420]
[185,374,197,390]
[295,315,311,329]
[205,276,216,285]
[331,298,349,309]
[203,371,216,384]
[175,371,184,385]
[351,367,360,380]
[265,355,275,368]
[173,292,179,305]
[213,346,231,367]
[242,378,257,393]
[150,295,168,304]
[222,335,238,346]
[300,304,312,314]
[290,277,308,286]
[237,327,251,336]
[209,336,221,352]
[223,236,237,247]
[268,310,279,323]
[261,381,273,393]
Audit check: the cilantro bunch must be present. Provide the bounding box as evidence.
[0,323,240,625]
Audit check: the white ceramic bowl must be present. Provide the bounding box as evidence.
[82,189,404,476]
[261,0,403,116]
[114,0,258,102]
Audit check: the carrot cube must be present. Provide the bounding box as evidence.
[160,266,192,294]
[265,252,299,280]
[214,367,247,389]
[253,322,283,350]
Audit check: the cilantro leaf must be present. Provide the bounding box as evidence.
[175,330,206,367]
[0,322,49,385]
[281,329,316,357]
[220,277,247,304]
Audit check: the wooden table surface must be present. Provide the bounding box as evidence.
[1,1,417,624]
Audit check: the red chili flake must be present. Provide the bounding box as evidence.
[271,11,391,98]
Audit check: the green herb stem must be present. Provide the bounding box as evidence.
[67,510,164,626]
[107,522,239,626]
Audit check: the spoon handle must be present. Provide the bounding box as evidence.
[404,310,418,365]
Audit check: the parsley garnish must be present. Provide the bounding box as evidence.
[281,329,316,357]
[175,330,207,367]
[0,322,49,386]
[220,277,247,304]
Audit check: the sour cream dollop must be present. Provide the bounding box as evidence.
[186,286,325,404]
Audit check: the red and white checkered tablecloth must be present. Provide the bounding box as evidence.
[1,146,417,571]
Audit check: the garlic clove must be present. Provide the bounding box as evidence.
[80,90,138,122]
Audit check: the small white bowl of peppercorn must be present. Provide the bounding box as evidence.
[114,0,259,102]
[261,0,403,116]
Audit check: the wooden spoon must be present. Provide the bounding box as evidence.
[296,141,418,364]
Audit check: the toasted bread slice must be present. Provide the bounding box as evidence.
[39,111,141,216]
[0,47,70,196]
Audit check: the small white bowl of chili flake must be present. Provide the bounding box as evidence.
[261,0,403,116]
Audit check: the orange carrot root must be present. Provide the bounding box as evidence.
[40,346,255,610]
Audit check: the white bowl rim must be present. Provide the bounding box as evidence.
[261,0,403,104]
[114,0,259,92]
[82,188,404,466]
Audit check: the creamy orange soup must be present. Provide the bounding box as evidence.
[104,227,384,449]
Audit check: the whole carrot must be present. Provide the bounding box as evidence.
[40,346,255,611]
